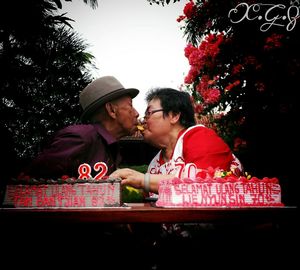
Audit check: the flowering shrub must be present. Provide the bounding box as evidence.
[177,0,298,159]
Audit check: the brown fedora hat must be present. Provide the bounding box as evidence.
[79,76,139,121]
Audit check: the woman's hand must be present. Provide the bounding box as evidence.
[110,168,144,189]
[110,169,176,194]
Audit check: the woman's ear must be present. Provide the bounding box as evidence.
[169,112,181,124]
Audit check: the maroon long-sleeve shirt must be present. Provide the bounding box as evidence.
[25,124,121,179]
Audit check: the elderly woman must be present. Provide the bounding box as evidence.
[110,87,242,194]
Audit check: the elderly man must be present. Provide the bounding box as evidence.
[25,76,140,178]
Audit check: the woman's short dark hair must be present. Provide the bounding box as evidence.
[145,88,196,128]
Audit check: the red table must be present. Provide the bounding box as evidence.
[0,203,297,224]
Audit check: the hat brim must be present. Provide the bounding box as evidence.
[80,88,139,122]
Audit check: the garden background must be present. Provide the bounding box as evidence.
[0,0,298,206]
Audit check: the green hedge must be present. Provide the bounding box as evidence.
[120,164,148,203]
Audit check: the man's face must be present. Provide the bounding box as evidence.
[113,95,139,136]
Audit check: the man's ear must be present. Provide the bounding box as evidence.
[105,102,117,119]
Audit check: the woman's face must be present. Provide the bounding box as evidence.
[142,98,172,147]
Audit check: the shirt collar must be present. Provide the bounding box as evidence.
[92,123,118,145]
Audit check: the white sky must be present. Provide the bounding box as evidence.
[61,0,190,115]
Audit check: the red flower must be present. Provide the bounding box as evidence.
[194,103,205,114]
[183,1,197,19]
[225,80,240,92]
[176,15,186,22]
[184,43,197,58]
[264,34,284,50]
[255,81,265,92]
[61,175,70,181]
[184,66,199,84]
[17,172,31,181]
[232,64,243,75]
[233,137,247,151]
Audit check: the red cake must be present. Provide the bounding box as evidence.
[2,178,122,208]
[156,169,283,208]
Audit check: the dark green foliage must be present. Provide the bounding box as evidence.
[0,0,96,175]
[147,0,180,6]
